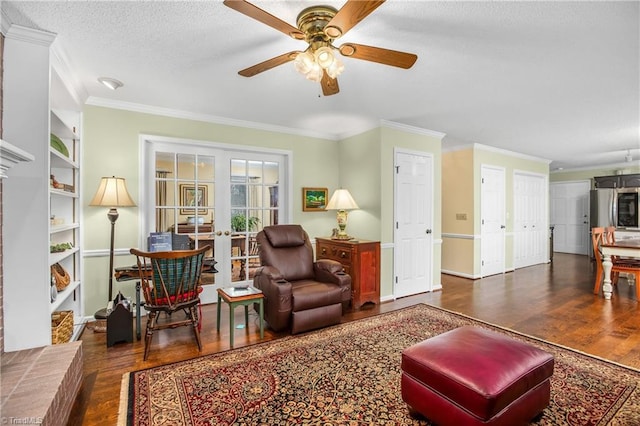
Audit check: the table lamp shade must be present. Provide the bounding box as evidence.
[326,189,358,240]
[89,176,136,207]
[326,189,359,210]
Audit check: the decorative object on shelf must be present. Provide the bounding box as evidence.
[50,133,69,157]
[50,174,64,189]
[51,310,74,344]
[89,176,136,319]
[302,187,328,211]
[326,188,359,240]
[50,242,73,253]
[50,276,58,302]
[51,263,71,291]
[50,215,65,226]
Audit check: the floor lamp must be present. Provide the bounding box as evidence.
[89,176,136,319]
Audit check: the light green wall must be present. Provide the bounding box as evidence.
[337,128,381,241]
[379,125,443,295]
[442,145,550,277]
[81,107,444,316]
[82,105,341,315]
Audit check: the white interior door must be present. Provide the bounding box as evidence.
[550,181,590,254]
[143,138,288,304]
[394,150,433,298]
[481,165,506,277]
[514,172,548,268]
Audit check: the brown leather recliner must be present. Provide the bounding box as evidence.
[253,224,352,334]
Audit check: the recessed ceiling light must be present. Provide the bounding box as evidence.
[98,77,123,90]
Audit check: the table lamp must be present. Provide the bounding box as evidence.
[326,188,359,240]
[89,176,136,318]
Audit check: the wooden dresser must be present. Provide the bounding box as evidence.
[315,237,381,310]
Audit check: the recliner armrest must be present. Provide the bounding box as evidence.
[253,265,293,332]
[254,265,284,282]
[314,259,352,288]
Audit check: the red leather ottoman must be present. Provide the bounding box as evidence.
[401,325,554,426]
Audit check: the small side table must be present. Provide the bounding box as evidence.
[216,286,264,348]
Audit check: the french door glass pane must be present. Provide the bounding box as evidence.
[229,158,280,283]
[154,151,216,284]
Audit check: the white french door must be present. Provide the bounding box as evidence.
[142,137,289,303]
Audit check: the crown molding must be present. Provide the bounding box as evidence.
[4,24,55,46]
[85,97,338,141]
[443,142,552,164]
[380,120,447,140]
[550,160,640,174]
[51,40,88,107]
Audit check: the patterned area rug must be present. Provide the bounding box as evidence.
[119,304,640,425]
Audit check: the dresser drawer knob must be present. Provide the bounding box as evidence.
[340,251,347,258]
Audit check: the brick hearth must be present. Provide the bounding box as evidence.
[1,342,83,425]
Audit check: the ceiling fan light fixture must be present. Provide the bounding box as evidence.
[314,46,335,68]
[305,62,324,82]
[294,51,315,75]
[326,56,344,79]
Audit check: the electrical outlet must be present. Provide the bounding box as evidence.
[456,213,467,220]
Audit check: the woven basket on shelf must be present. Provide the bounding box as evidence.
[51,263,71,291]
[51,310,73,344]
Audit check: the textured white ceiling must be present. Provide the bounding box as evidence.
[3,1,639,170]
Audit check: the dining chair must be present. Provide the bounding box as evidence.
[130,246,208,360]
[592,227,640,299]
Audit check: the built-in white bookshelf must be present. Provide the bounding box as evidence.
[3,24,84,350]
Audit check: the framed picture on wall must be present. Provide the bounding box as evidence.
[302,187,328,212]
[180,184,208,215]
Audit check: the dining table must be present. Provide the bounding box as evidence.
[600,238,640,300]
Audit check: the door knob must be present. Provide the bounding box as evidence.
[224,230,231,236]
[216,231,222,236]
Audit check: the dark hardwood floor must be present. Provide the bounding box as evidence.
[69,253,640,425]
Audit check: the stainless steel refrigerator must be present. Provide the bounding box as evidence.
[590,189,616,229]
[590,187,639,229]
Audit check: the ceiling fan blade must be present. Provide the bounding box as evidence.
[223,0,304,40]
[338,43,417,69]
[321,71,340,96]
[324,0,385,39]
[238,51,301,77]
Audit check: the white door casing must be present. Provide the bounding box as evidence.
[513,171,548,268]
[481,165,506,277]
[550,181,590,255]
[141,136,290,304]
[394,149,433,298]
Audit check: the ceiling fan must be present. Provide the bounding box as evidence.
[223,0,418,96]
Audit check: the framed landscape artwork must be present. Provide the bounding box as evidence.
[180,184,208,215]
[302,187,328,212]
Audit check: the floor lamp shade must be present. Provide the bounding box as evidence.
[89,176,136,318]
[89,176,136,208]
[326,189,359,240]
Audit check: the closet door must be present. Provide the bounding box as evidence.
[513,172,548,268]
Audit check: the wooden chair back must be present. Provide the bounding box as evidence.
[130,246,208,310]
